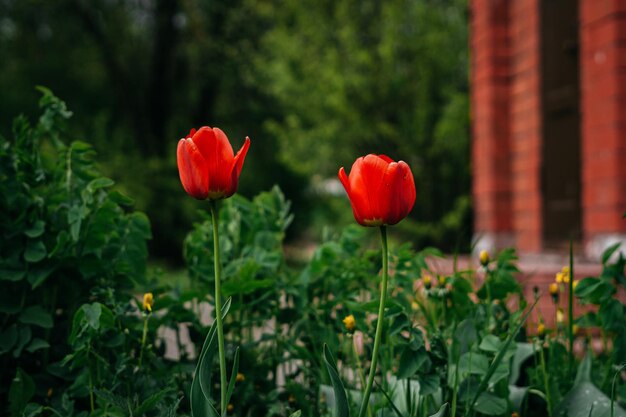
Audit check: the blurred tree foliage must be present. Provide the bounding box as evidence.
[0,0,470,261]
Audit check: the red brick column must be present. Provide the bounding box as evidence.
[580,0,626,259]
[510,0,543,252]
[470,0,514,253]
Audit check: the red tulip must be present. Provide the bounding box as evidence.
[177,127,250,200]
[338,154,416,226]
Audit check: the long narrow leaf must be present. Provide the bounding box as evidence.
[374,380,403,417]
[191,297,232,417]
[322,344,350,417]
[222,347,240,416]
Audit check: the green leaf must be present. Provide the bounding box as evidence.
[322,344,350,417]
[397,348,429,379]
[602,242,621,264]
[0,325,18,353]
[8,368,35,417]
[0,268,26,282]
[192,298,231,415]
[509,343,535,385]
[25,338,50,353]
[575,277,616,304]
[224,347,240,413]
[599,299,624,332]
[134,388,174,415]
[428,403,449,417]
[87,177,114,191]
[459,352,489,376]
[24,221,45,238]
[479,335,502,353]
[454,319,477,355]
[27,265,55,289]
[289,412,302,417]
[24,240,46,263]
[474,392,507,415]
[553,354,626,417]
[19,306,53,328]
[190,363,219,417]
[470,297,538,411]
[13,326,32,357]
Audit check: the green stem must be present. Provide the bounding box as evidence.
[539,342,553,417]
[138,314,149,369]
[87,344,95,412]
[358,226,389,417]
[210,201,228,412]
[568,240,575,378]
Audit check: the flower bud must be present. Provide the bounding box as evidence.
[479,250,490,267]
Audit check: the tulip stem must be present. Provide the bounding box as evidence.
[358,226,389,417]
[210,201,228,412]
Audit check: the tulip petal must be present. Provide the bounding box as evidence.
[356,154,391,223]
[177,138,209,199]
[339,166,365,225]
[226,136,251,197]
[191,127,235,197]
[382,161,416,225]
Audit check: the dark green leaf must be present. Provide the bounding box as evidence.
[24,221,45,238]
[0,325,18,353]
[8,368,35,417]
[478,335,502,353]
[25,338,50,353]
[474,392,507,415]
[322,344,350,417]
[24,240,46,263]
[224,347,240,413]
[428,403,449,417]
[19,306,53,328]
[397,348,428,379]
[602,242,621,264]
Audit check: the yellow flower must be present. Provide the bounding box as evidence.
[573,280,579,290]
[236,373,245,382]
[438,275,446,286]
[411,301,419,311]
[227,404,234,413]
[549,283,559,296]
[561,266,571,283]
[572,324,579,335]
[343,314,356,332]
[555,272,564,284]
[423,273,432,288]
[479,250,490,266]
[511,412,520,417]
[142,293,154,313]
[556,308,564,324]
[537,322,546,336]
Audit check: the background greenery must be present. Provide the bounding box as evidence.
[0,0,471,263]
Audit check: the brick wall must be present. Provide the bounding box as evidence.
[470,0,514,247]
[580,0,626,257]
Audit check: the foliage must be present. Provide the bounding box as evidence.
[0,90,178,416]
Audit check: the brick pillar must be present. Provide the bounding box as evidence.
[580,0,626,259]
[471,0,514,254]
[510,0,543,252]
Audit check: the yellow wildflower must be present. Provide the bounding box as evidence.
[555,272,564,284]
[423,273,432,289]
[556,308,564,324]
[411,301,419,311]
[142,293,154,313]
[572,324,579,335]
[549,283,559,296]
[438,275,446,286]
[236,373,245,383]
[479,250,490,266]
[573,280,579,290]
[537,322,546,337]
[562,266,571,283]
[227,404,234,413]
[343,314,356,332]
